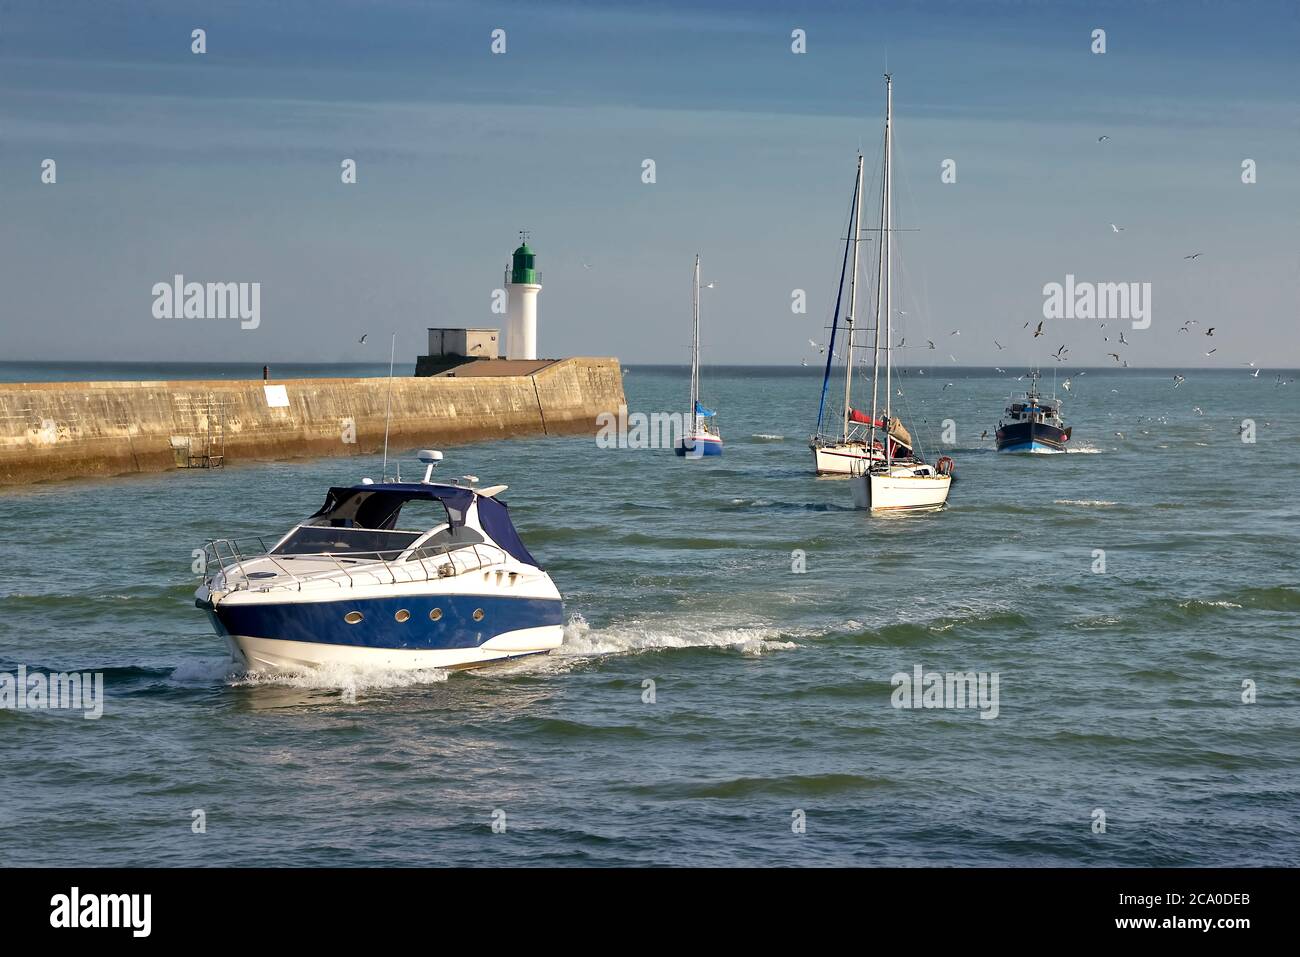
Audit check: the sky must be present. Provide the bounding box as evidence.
[1,0,1297,368]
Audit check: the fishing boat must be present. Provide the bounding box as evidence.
[194,451,565,673]
[809,155,886,474]
[674,254,722,458]
[849,74,954,512]
[995,371,1071,452]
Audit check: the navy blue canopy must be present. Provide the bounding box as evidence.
[308,483,539,567]
[475,494,540,567]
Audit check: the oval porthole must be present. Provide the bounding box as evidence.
[472,608,485,622]
[344,611,363,625]
[395,609,410,623]
[429,608,443,621]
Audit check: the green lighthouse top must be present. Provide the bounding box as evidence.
[510,231,539,285]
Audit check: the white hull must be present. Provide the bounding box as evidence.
[850,466,951,512]
[225,625,565,674]
[811,442,882,475]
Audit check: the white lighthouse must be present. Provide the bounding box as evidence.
[505,231,541,360]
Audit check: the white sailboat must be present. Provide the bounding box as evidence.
[674,254,722,458]
[849,75,954,512]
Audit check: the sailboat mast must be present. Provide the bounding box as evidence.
[869,77,891,460]
[840,154,865,443]
[883,73,894,467]
[691,254,700,432]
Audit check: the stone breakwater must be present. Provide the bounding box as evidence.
[0,357,624,486]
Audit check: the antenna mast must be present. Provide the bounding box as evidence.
[382,333,396,481]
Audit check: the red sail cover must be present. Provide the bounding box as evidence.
[848,408,881,426]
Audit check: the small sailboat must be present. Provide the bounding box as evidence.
[675,254,722,458]
[995,370,1071,452]
[809,155,888,475]
[849,74,954,512]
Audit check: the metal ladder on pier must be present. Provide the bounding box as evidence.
[182,393,225,469]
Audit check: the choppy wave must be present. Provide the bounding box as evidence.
[750,433,786,442]
[1054,499,1119,507]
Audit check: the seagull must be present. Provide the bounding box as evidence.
[927,340,936,350]
[1110,223,1125,233]
[1114,431,1124,439]
[950,330,960,336]
[1193,407,1204,416]
[1052,344,1069,361]
[1205,348,1217,356]
[358,334,368,344]
[1205,327,1215,336]
[980,430,988,440]
[582,259,594,269]
[1172,374,1185,388]
[1033,321,1044,338]
[1098,135,1110,142]
[994,339,1004,350]
[1250,368,1260,378]
[1184,253,1202,260]
[1118,332,1128,345]
[1062,378,1072,392]
[943,382,953,390]
[995,367,1006,373]
[704,281,718,289]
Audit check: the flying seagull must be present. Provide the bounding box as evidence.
[1033,321,1044,338]
[1172,374,1185,388]
[1184,253,1202,260]
[1118,332,1128,345]
[927,340,936,350]
[1110,223,1125,233]
[358,334,368,344]
[1205,348,1217,356]
[1052,344,1069,361]
[1205,327,1215,336]
[994,339,1005,351]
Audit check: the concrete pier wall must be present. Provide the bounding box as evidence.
[0,357,623,487]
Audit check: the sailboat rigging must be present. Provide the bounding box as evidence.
[675,254,723,458]
[849,74,954,511]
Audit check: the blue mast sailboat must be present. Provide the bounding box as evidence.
[675,254,722,457]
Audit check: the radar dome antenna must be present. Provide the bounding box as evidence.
[417,449,443,484]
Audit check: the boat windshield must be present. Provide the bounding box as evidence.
[271,526,421,559]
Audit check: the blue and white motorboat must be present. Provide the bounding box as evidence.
[194,451,565,673]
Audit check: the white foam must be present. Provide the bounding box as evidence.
[555,612,798,660]
[226,661,449,695]
[750,433,786,442]
[1054,499,1118,507]
[170,657,239,684]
